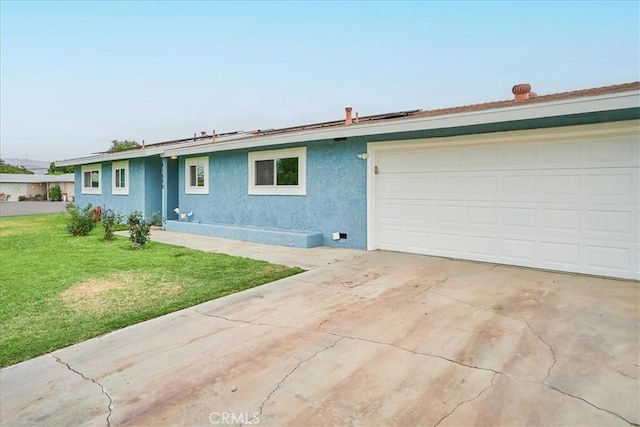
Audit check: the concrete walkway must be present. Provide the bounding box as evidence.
[1,233,638,426]
[144,229,364,269]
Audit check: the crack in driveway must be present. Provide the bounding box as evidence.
[433,372,497,427]
[241,337,344,426]
[429,291,557,382]
[51,354,113,427]
[194,308,633,426]
[545,383,639,426]
[194,310,501,375]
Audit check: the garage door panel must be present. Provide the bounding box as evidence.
[502,175,537,196]
[378,202,431,226]
[587,172,634,196]
[499,144,538,166]
[431,233,464,253]
[501,207,536,229]
[539,174,581,196]
[435,176,464,194]
[540,208,581,231]
[378,174,435,199]
[431,150,463,169]
[499,238,537,262]
[586,138,637,164]
[587,209,633,235]
[464,147,498,166]
[465,176,497,195]
[468,206,497,225]
[432,205,463,224]
[467,236,497,257]
[540,142,581,164]
[586,246,631,272]
[373,133,639,279]
[540,241,580,267]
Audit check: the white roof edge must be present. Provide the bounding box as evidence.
[54,138,216,167]
[0,173,74,183]
[56,89,640,165]
[55,146,164,167]
[162,90,639,157]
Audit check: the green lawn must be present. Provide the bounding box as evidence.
[0,214,303,367]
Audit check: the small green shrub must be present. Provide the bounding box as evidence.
[34,194,43,201]
[48,186,62,201]
[102,209,122,241]
[127,211,151,249]
[150,211,163,226]
[66,203,97,236]
[18,196,26,201]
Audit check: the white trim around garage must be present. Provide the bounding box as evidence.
[366,120,640,279]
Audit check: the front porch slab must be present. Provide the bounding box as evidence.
[164,220,324,248]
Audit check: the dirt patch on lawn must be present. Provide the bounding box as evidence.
[62,272,182,315]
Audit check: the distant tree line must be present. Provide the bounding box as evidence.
[48,162,74,175]
[108,140,140,152]
[1,140,140,175]
[0,159,33,174]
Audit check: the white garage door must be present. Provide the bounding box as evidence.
[372,126,639,279]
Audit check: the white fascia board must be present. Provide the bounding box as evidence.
[55,147,165,167]
[163,90,639,157]
[55,138,216,167]
[0,173,75,183]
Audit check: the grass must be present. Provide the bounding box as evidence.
[0,213,303,367]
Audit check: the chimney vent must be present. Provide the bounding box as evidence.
[355,112,359,123]
[512,83,532,101]
[345,107,353,125]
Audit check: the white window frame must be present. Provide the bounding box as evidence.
[112,161,129,195]
[81,164,102,195]
[248,147,306,196]
[185,156,209,194]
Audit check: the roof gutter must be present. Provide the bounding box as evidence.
[56,89,639,166]
[54,137,216,167]
[162,90,639,157]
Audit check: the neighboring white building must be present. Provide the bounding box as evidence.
[0,174,75,202]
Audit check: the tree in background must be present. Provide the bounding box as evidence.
[0,159,33,174]
[47,162,74,175]
[107,140,141,152]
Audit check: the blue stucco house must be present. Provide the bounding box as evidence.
[57,82,640,280]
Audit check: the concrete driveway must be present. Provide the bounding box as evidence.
[1,251,638,426]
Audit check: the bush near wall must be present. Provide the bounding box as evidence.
[48,186,62,201]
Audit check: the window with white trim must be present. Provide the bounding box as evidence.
[112,161,129,195]
[81,164,102,194]
[248,147,306,195]
[185,156,209,194]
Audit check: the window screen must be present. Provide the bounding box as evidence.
[255,159,274,185]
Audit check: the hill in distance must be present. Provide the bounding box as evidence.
[2,158,50,174]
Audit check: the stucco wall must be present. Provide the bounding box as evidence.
[74,157,162,219]
[175,138,368,249]
[0,183,29,201]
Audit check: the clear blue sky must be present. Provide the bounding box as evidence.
[1,0,638,161]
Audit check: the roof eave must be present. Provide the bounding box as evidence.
[163,90,639,157]
[54,137,217,167]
